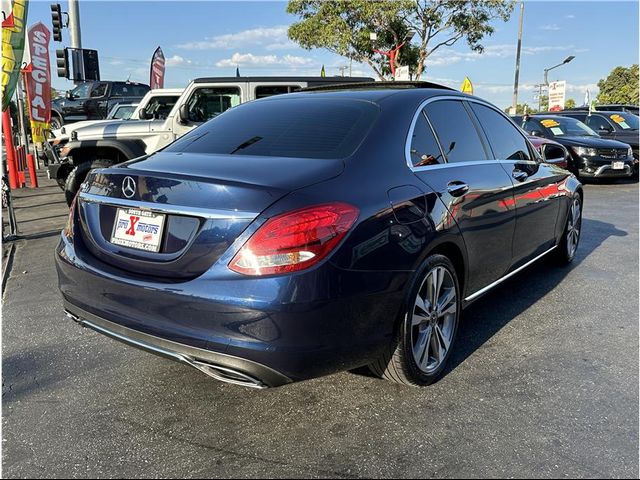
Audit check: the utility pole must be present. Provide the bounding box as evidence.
[68,0,83,83]
[511,1,524,114]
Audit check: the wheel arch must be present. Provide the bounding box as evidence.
[65,139,147,166]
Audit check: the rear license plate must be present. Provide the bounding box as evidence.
[110,208,165,252]
[612,161,625,170]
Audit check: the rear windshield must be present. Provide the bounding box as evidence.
[165,97,379,159]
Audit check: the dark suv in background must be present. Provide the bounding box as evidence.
[51,81,150,129]
[555,110,638,170]
[518,114,635,179]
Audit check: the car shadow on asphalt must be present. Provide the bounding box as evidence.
[441,217,628,378]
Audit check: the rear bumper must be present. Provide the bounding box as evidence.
[56,233,406,385]
[64,300,290,388]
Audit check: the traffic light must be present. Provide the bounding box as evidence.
[56,48,69,78]
[50,3,63,42]
[82,49,100,81]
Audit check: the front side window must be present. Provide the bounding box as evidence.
[71,83,92,99]
[255,85,300,99]
[409,112,444,167]
[185,87,241,123]
[424,100,488,163]
[470,103,531,161]
[165,98,379,160]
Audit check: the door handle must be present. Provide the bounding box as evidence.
[447,181,469,197]
[512,169,529,182]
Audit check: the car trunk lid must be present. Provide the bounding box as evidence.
[76,152,343,279]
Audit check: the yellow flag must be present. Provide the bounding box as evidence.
[461,77,473,95]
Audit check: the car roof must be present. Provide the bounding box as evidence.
[258,84,472,106]
[192,76,374,84]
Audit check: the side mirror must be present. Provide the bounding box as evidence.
[598,127,613,135]
[530,130,544,137]
[541,144,568,168]
[65,91,74,100]
[138,109,149,120]
[178,104,190,125]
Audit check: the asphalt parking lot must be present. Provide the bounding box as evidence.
[2,176,638,478]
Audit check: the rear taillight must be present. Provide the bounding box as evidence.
[64,194,78,239]
[229,202,359,276]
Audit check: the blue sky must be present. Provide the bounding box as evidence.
[26,0,639,109]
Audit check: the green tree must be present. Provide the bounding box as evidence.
[538,94,548,112]
[596,64,639,105]
[504,103,537,114]
[565,98,576,109]
[287,0,514,80]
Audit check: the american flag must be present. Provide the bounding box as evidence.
[150,47,165,89]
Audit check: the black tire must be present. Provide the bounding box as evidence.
[64,159,116,206]
[50,115,63,130]
[369,254,461,386]
[555,192,582,264]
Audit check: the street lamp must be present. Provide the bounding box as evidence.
[544,55,575,85]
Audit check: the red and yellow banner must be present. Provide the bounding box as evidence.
[2,0,29,110]
[24,22,51,142]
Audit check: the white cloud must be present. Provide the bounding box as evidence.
[215,52,313,68]
[165,55,192,67]
[565,14,576,19]
[540,24,561,31]
[177,26,294,51]
[425,43,582,68]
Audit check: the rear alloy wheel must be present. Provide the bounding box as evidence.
[369,254,460,386]
[556,193,582,264]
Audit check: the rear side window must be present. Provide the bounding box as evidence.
[165,98,379,160]
[424,100,488,163]
[409,112,444,167]
[112,83,150,97]
[255,85,301,99]
[469,103,531,161]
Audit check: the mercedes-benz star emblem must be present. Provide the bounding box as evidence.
[122,176,136,199]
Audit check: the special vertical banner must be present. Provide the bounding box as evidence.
[150,46,165,89]
[25,22,51,143]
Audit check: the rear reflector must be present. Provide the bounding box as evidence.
[229,202,359,276]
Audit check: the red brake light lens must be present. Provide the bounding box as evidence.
[229,202,359,276]
[64,194,78,239]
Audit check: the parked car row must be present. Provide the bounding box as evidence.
[511,111,638,179]
[57,81,584,388]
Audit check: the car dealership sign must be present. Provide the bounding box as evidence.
[25,22,51,143]
[548,80,566,111]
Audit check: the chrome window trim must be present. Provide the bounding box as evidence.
[78,192,258,220]
[405,95,538,171]
[464,245,557,301]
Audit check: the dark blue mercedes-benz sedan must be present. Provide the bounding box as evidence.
[56,83,583,389]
